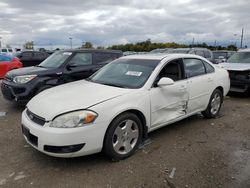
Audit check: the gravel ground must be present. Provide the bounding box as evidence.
[0,82,249,188]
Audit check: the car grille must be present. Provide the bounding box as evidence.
[26,109,46,126]
[228,71,250,81]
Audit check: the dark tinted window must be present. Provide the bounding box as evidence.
[204,51,211,58]
[94,53,120,64]
[203,61,215,73]
[184,59,206,78]
[69,53,92,66]
[157,59,184,81]
[195,50,205,57]
[1,49,7,53]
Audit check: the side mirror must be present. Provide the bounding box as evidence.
[66,63,77,70]
[157,77,174,87]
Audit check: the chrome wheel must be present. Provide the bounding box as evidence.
[112,119,139,155]
[210,93,221,115]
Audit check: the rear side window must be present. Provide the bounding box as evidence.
[1,49,7,53]
[195,50,205,57]
[203,61,215,73]
[94,53,120,64]
[183,59,206,78]
[204,51,211,58]
[69,53,92,66]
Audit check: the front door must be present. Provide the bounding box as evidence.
[63,52,95,82]
[150,59,189,128]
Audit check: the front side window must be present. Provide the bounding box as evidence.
[89,59,160,88]
[156,59,184,82]
[183,59,206,78]
[69,53,92,66]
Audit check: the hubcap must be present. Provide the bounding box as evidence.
[112,119,139,155]
[210,93,221,115]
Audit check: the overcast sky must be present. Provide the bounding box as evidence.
[0,0,249,49]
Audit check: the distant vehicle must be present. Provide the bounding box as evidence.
[168,48,214,63]
[221,48,250,93]
[213,51,235,64]
[1,49,122,104]
[16,51,50,67]
[123,51,137,56]
[0,48,15,56]
[0,54,22,78]
[149,48,171,54]
[21,54,229,159]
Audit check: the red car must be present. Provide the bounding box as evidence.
[0,54,23,78]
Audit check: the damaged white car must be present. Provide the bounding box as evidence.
[21,54,230,160]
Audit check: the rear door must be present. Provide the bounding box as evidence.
[63,52,94,82]
[183,58,214,113]
[150,58,189,128]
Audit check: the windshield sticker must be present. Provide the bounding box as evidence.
[63,52,72,56]
[126,71,142,76]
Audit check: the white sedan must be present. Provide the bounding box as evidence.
[21,54,230,160]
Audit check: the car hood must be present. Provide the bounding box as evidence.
[6,66,55,78]
[27,80,133,120]
[221,63,250,71]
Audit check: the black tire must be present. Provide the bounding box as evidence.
[103,113,143,161]
[202,89,223,119]
[36,85,52,95]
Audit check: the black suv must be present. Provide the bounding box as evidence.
[16,51,50,67]
[1,49,122,104]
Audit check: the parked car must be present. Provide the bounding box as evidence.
[0,48,15,56]
[149,48,170,54]
[1,49,122,104]
[0,54,22,78]
[15,51,50,67]
[168,48,214,63]
[221,48,250,92]
[213,51,235,64]
[21,54,230,160]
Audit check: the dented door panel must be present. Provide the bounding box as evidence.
[150,80,189,128]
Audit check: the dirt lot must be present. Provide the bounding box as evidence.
[0,83,249,188]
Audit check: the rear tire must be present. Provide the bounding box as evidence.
[202,89,223,118]
[103,113,143,161]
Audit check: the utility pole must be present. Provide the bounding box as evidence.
[69,37,72,49]
[192,37,195,47]
[0,36,2,48]
[240,28,244,48]
[214,40,217,50]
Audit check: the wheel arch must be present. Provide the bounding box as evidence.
[102,109,148,148]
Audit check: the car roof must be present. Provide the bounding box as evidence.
[121,53,205,60]
[60,49,122,54]
[0,53,13,58]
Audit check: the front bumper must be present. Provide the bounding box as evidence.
[21,110,107,157]
[1,79,35,104]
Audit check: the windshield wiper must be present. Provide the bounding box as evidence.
[101,83,128,88]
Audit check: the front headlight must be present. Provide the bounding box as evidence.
[50,110,98,128]
[13,75,37,84]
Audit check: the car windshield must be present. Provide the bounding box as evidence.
[38,51,72,68]
[227,52,250,63]
[88,58,160,89]
[213,52,227,59]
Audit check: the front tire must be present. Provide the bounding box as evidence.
[103,113,143,161]
[202,89,223,118]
